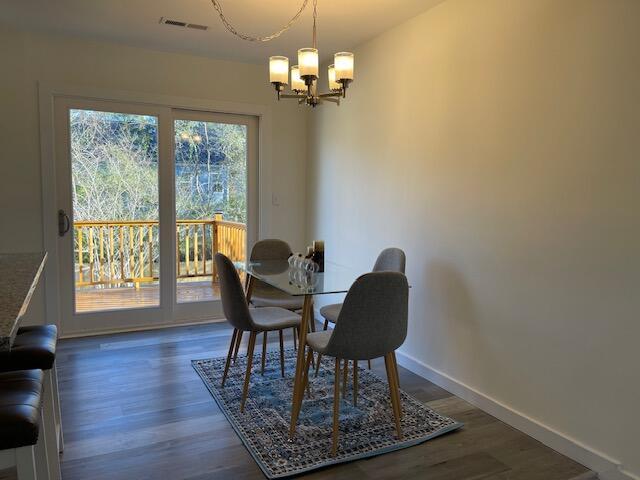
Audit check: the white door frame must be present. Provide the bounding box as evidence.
[38,83,273,337]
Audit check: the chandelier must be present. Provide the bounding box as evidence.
[210,0,354,108]
[268,1,354,107]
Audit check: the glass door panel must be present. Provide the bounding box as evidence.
[174,117,248,304]
[70,109,160,312]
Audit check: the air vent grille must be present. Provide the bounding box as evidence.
[159,17,208,31]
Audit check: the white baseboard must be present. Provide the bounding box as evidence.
[395,350,637,480]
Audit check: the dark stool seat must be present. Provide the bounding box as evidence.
[0,325,58,372]
[0,369,43,450]
[0,323,64,472]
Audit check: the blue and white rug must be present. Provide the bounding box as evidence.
[192,349,462,478]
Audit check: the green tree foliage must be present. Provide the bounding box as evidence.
[71,110,159,222]
[71,110,248,224]
[174,119,247,222]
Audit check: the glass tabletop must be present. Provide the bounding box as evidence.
[238,260,362,296]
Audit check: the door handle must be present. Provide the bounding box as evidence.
[58,209,70,237]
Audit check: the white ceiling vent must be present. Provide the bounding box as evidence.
[159,17,208,31]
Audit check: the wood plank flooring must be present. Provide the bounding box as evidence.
[1,323,595,480]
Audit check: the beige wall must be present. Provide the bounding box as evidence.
[0,26,308,323]
[307,0,640,477]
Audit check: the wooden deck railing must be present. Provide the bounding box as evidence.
[74,213,246,288]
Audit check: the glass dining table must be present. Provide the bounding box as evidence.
[238,259,362,438]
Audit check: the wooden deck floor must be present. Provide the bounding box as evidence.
[0,323,594,480]
[75,281,221,312]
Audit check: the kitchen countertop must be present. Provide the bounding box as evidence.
[0,252,47,352]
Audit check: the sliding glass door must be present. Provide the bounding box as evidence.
[54,99,257,334]
[172,110,257,321]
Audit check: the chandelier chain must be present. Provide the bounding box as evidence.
[312,0,317,48]
[209,0,311,42]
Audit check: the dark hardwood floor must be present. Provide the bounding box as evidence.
[2,322,594,479]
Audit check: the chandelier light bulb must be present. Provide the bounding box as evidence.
[291,65,306,92]
[298,48,319,78]
[334,52,354,81]
[269,56,289,85]
[328,64,340,91]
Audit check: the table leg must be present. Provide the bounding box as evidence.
[289,293,312,438]
[309,299,316,332]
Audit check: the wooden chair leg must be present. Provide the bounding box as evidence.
[342,359,349,399]
[392,359,403,427]
[314,353,323,377]
[367,359,372,369]
[305,322,316,370]
[279,329,285,377]
[317,298,328,379]
[353,360,358,407]
[384,353,402,440]
[233,330,243,363]
[222,329,238,387]
[310,351,316,370]
[302,348,314,398]
[292,327,297,350]
[261,331,268,375]
[240,331,257,413]
[391,352,402,410]
[332,357,341,457]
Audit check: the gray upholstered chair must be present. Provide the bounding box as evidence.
[249,239,304,310]
[318,247,406,371]
[215,253,301,412]
[303,272,409,456]
[236,239,306,369]
[319,248,406,325]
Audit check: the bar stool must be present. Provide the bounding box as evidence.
[0,326,62,480]
[0,369,50,479]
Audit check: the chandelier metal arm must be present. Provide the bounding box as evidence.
[209,0,310,42]
[277,89,343,108]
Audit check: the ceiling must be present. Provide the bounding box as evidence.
[0,0,445,63]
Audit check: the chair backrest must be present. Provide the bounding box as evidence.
[373,247,406,273]
[250,239,292,261]
[215,253,253,331]
[326,272,409,360]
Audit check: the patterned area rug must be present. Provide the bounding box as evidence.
[192,349,462,478]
